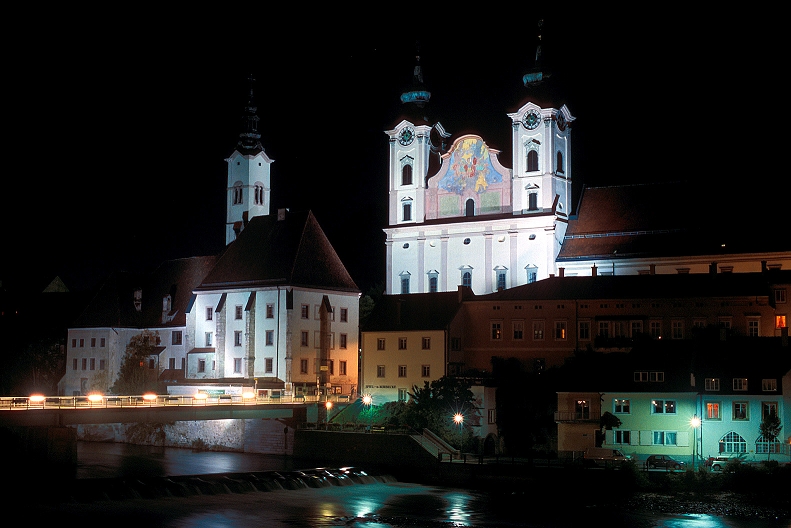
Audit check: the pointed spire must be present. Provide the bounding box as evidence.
[400,42,431,108]
[236,74,264,153]
[523,19,551,87]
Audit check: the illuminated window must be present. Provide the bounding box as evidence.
[705,378,720,391]
[614,399,630,413]
[554,321,567,340]
[706,402,721,419]
[651,399,676,414]
[575,400,589,419]
[776,315,787,328]
[533,320,545,340]
[491,321,502,340]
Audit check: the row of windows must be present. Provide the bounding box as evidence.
[298,358,348,376]
[203,330,349,349]
[205,304,350,323]
[231,183,265,206]
[72,358,106,371]
[612,430,782,453]
[705,378,777,392]
[484,317,786,342]
[197,357,273,374]
[611,398,779,420]
[376,337,431,350]
[70,338,107,348]
[375,364,430,378]
[400,268,539,294]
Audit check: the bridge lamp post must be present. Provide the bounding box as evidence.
[690,415,701,471]
[362,394,373,432]
[143,393,157,406]
[325,400,333,430]
[453,413,464,453]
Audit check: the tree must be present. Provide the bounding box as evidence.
[22,337,64,394]
[403,376,477,450]
[598,411,622,447]
[110,330,160,395]
[759,409,782,461]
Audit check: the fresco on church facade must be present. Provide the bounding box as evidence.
[439,137,502,195]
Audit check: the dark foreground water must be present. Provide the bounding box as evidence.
[23,442,791,527]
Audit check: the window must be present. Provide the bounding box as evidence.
[756,435,782,454]
[776,315,787,329]
[198,359,206,373]
[649,320,661,338]
[614,430,631,445]
[235,305,243,320]
[450,337,461,351]
[232,183,243,204]
[91,338,96,347]
[488,409,497,424]
[491,321,502,340]
[398,388,409,402]
[554,321,567,340]
[172,331,183,345]
[651,399,676,414]
[72,358,77,370]
[99,359,106,370]
[513,321,524,340]
[671,320,684,339]
[496,270,507,290]
[402,201,412,221]
[401,275,410,294]
[422,337,430,349]
[762,379,777,391]
[80,339,84,347]
[265,330,274,346]
[526,265,537,284]
[205,332,213,347]
[100,338,106,347]
[462,271,472,288]
[340,308,348,323]
[89,358,95,370]
[733,378,748,391]
[598,321,610,339]
[578,321,590,340]
[747,319,759,337]
[398,365,407,377]
[234,358,242,373]
[402,164,412,185]
[721,431,747,453]
[377,338,386,350]
[377,365,385,378]
[254,183,264,205]
[526,149,538,172]
[774,288,787,304]
[762,401,778,420]
[398,337,407,350]
[300,359,308,374]
[556,151,564,173]
[206,307,213,321]
[301,331,309,347]
[465,200,475,216]
[301,304,309,319]
[705,378,720,391]
[234,331,242,346]
[422,365,430,377]
[428,275,438,293]
[733,402,748,420]
[653,431,677,446]
[614,399,630,413]
[169,358,176,369]
[266,304,274,319]
[574,400,590,419]
[532,321,544,340]
[706,402,721,420]
[339,333,347,349]
[265,358,273,373]
[339,361,346,376]
[634,371,648,382]
[649,371,665,382]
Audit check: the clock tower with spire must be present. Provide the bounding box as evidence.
[225,76,273,245]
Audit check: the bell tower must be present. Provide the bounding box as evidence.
[225,75,272,245]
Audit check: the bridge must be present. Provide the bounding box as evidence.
[0,393,335,428]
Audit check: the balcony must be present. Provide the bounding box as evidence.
[554,410,601,423]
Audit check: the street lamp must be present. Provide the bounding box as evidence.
[362,394,373,432]
[453,413,464,453]
[325,400,333,430]
[690,415,701,471]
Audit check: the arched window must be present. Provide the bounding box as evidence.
[254,184,264,205]
[402,164,413,186]
[402,202,412,221]
[526,265,538,284]
[462,271,472,288]
[233,183,243,205]
[399,272,411,294]
[526,149,538,172]
[756,434,782,454]
[556,151,564,174]
[465,199,475,217]
[719,431,747,454]
[429,276,438,293]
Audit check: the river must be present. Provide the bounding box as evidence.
[22,442,790,527]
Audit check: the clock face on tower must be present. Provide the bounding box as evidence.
[522,110,541,130]
[399,127,415,146]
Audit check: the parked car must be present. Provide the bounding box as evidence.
[705,456,740,472]
[583,447,629,467]
[645,455,686,470]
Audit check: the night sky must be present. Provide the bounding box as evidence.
[2,9,786,295]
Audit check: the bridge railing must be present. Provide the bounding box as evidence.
[0,393,351,410]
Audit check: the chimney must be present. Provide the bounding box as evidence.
[650,264,656,275]
[591,265,598,276]
[558,267,565,277]
[277,208,287,221]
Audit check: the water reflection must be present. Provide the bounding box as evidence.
[67,443,786,528]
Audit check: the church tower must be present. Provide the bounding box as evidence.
[225,76,273,245]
